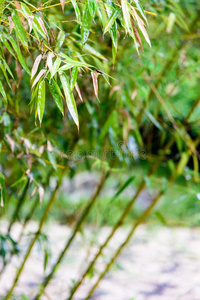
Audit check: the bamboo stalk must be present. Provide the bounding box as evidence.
[66,139,175,300]
[84,190,164,300]
[34,167,112,300]
[184,94,200,124]
[7,179,30,234]
[83,138,199,300]
[4,182,60,300]
[0,196,39,278]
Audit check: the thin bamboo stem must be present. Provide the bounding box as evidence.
[83,136,200,299]
[34,167,112,300]
[4,183,60,300]
[84,190,164,300]
[0,196,39,279]
[7,179,30,234]
[66,140,174,300]
[184,94,200,124]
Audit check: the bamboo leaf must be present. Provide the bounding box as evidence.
[0,172,6,207]
[32,17,47,40]
[38,186,44,203]
[131,20,143,51]
[59,72,79,127]
[133,0,147,23]
[8,16,15,34]
[70,67,78,90]
[0,33,16,58]
[75,82,83,102]
[47,52,54,72]
[11,10,28,49]
[28,16,34,32]
[132,7,151,47]
[38,17,49,38]
[51,57,61,78]
[71,0,81,21]
[83,44,107,61]
[32,69,46,88]
[37,80,45,124]
[81,5,92,45]
[0,62,11,88]
[121,0,133,35]
[21,3,32,18]
[60,0,65,12]
[55,31,65,52]
[104,9,120,34]
[6,34,30,74]
[48,79,64,115]
[88,0,96,18]
[91,72,99,100]
[0,80,7,102]
[31,54,42,80]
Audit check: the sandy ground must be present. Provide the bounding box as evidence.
[0,222,200,300]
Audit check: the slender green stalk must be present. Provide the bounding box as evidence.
[83,139,199,300]
[67,180,145,300]
[4,183,60,300]
[34,167,112,300]
[7,179,30,234]
[184,94,200,123]
[0,196,39,278]
[67,140,175,300]
[84,190,164,300]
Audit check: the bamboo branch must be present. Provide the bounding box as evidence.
[34,166,112,300]
[83,137,200,299]
[4,182,60,300]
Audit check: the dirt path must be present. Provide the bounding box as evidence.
[0,222,200,300]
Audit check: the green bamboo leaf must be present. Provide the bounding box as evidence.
[104,9,120,34]
[22,0,37,10]
[71,0,81,21]
[133,0,147,23]
[81,5,92,45]
[0,172,6,207]
[88,0,96,18]
[48,79,64,116]
[112,175,135,201]
[58,63,73,72]
[2,58,14,79]
[83,44,107,61]
[0,80,7,102]
[0,62,11,88]
[0,34,16,58]
[110,23,118,64]
[47,151,57,170]
[59,54,92,70]
[51,57,61,78]
[96,1,108,26]
[145,110,164,131]
[59,72,79,127]
[6,35,30,74]
[106,1,118,64]
[12,10,28,49]
[70,67,78,90]
[37,80,45,124]
[121,0,132,34]
[32,17,47,40]
[55,31,65,53]
[20,3,32,19]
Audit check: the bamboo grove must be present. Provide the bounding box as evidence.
[0,0,200,299]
